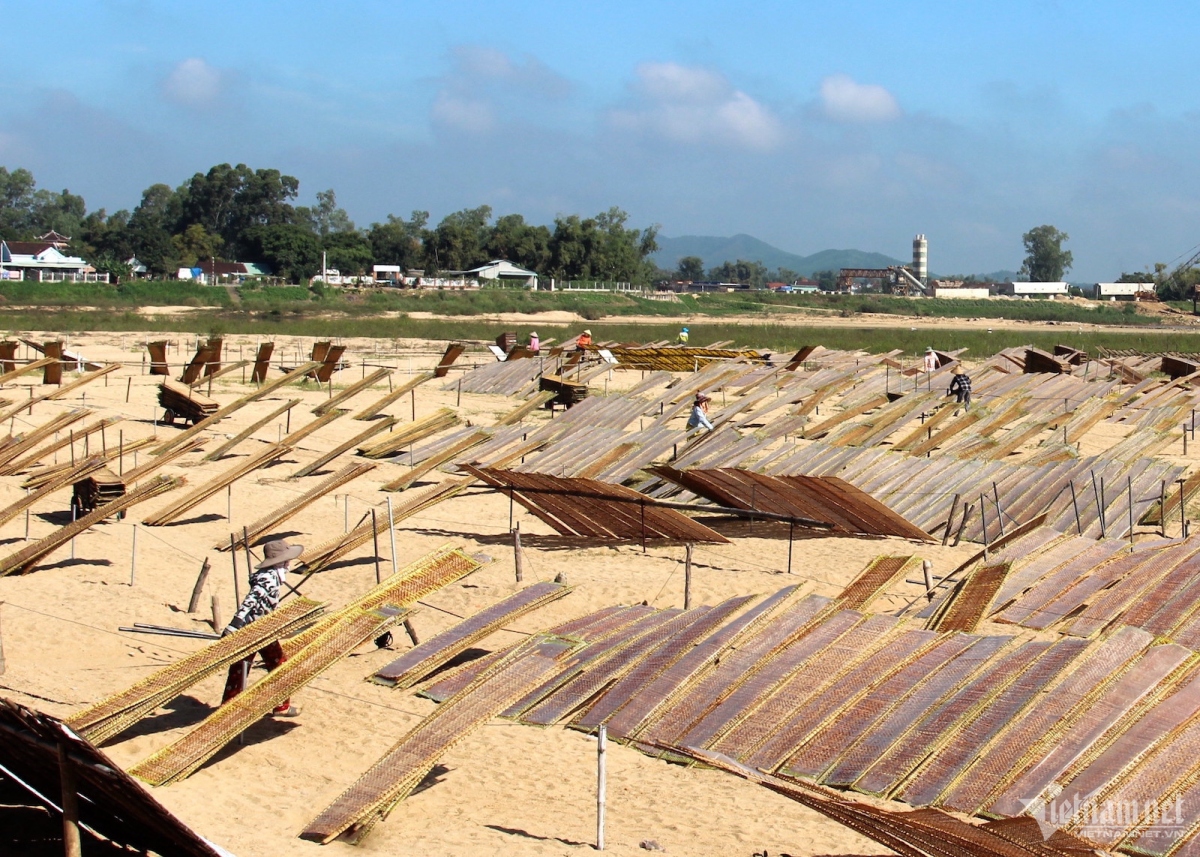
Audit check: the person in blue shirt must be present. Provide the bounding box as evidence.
[687,392,714,432]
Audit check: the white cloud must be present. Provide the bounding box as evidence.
[161,58,224,107]
[819,74,901,123]
[429,46,572,133]
[613,62,782,150]
[431,92,494,132]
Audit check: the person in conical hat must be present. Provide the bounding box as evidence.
[222,539,305,716]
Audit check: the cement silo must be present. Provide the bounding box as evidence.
[912,234,928,282]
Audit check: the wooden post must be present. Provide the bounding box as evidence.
[1129,476,1135,550]
[979,492,989,559]
[70,503,76,560]
[953,502,973,547]
[596,724,607,851]
[1162,480,1168,538]
[58,742,82,857]
[684,543,693,608]
[386,496,398,577]
[188,558,212,613]
[922,559,934,601]
[457,376,462,407]
[1070,481,1083,534]
[992,481,1005,537]
[410,388,416,422]
[211,593,223,632]
[403,618,419,645]
[129,523,137,586]
[241,527,254,601]
[1092,471,1106,538]
[1180,479,1187,537]
[0,602,6,676]
[227,484,232,522]
[513,522,524,583]
[371,509,381,584]
[942,494,960,546]
[230,535,241,606]
[125,375,132,403]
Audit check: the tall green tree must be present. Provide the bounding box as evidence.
[677,256,705,281]
[322,230,373,275]
[242,223,321,282]
[424,205,492,272]
[367,211,428,271]
[485,213,551,272]
[297,189,355,237]
[179,164,300,256]
[1019,225,1073,282]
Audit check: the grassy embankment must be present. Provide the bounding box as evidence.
[2,281,1199,358]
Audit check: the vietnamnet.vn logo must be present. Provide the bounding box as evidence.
[1021,785,1188,842]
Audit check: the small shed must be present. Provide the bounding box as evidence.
[998,281,1069,297]
[933,287,991,299]
[1094,282,1152,300]
[460,259,539,287]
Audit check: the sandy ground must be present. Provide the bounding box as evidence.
[130,294,1200,333]
[0,331,1047,856]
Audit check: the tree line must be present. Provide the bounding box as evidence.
[0,165,661,284]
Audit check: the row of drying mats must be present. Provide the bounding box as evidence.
[5,335,1200,853]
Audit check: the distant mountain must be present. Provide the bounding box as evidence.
[652,233,906,277]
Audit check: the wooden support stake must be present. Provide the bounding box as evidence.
[684,543,693,608]
[58,742,82,857]
[211,593,223,632]
[979,492,989,559]
[0,603,6,677]
[992,481,1005,537]
[1070,481,1083,535]
[371,509,382,584]
[513,522,524,583]
[1162,480,1168,538]
[230,535,241,605]
[227,484,232,522]
[188,558,212,613]
[129,523,137,586]
[1129,476,1135,550]
[125,376,132,403]
[953,502,973,547]
[922,559,934,601]
[242,527,253,597]
[403,617,419,646]
[596,724,607,851]
[386,495,397,577]
[942,493,960,546]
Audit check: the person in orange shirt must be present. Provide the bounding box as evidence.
[576,329,593,349]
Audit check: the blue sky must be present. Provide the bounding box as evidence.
[3,1,1200,279]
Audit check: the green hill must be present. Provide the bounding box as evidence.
[652,233,905,277]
